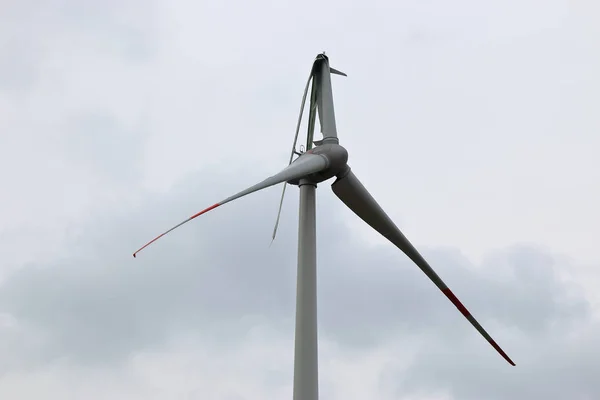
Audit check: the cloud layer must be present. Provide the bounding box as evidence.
[2,0,599,398]
[1,168,598,398]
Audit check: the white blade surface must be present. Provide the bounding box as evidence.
[314,55,338,142]
[133,153,329,258]
[331,168,515,366]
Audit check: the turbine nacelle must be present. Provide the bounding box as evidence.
[286,143,349,186]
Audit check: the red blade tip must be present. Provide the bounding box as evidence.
[442,288,515,366]
[131,203,221,258]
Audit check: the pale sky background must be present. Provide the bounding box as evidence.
[1,0,599,399]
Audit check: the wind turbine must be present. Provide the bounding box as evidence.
[133,53,515,400]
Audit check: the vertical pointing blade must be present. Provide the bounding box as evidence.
[313,55,338,141]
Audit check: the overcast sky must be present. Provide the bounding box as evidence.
[1,0,599,399]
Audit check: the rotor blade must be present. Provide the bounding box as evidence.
[271,70,314,243]
[271,182,288,243]
[331,168,515,366]
[133,153,329,258]
[313,54,338,142]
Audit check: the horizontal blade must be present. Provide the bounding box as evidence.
[133,153,329,258]
[331,168,515,366]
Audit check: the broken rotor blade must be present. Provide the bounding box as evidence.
[329,67,347,77]
[133,153,329,258]
[331,168,515,366]
[271,182,288,243]
[271,70,314,243]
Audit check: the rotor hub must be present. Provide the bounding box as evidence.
[287,143,348,186]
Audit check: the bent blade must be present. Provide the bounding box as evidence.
[271,69,314,243]
[133,153,329,258]
[331,168,515,366]
[271,182,287,243]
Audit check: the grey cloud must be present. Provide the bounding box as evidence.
[0,39,39,91]
[1,1,599,397]
[0,168,593,392]
[396,319,600,399]
[61,112,146,184]
[0,0,157,94]
[59,0,159,62]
